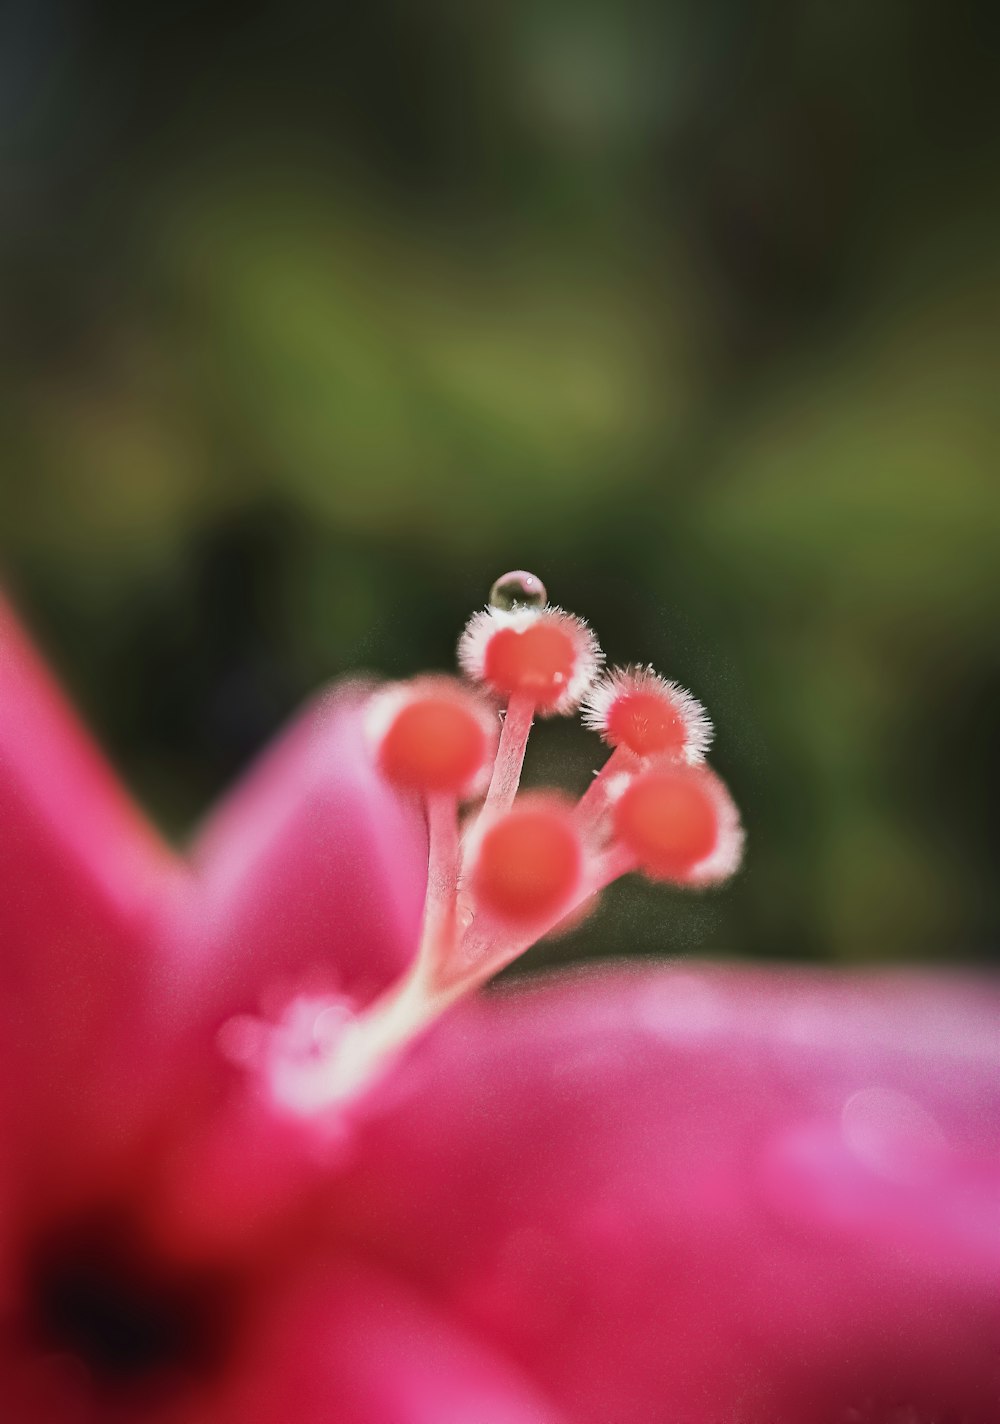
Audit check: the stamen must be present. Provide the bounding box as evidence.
[468,795,583,926]
[575,669,713,831]
[459,594,603,816]
[582,665,712,762]
[612,762,744,884]
[234,572,744,1114]
[573,745,635,833]
[367,677,498,799]
[481,690,536,816]
[458,606,602,716]
[419,790,461,979]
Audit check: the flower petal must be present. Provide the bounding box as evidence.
[122,689,429,1269]
[185,1261,564,1424]
[0,600,182,1191]
[333,964,1000,1423]
[0,597,178,1028]
[172,685,427,1025]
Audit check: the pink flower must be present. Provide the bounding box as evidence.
[0,579,997,1423]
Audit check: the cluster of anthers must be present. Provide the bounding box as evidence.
[234,572,743,1113]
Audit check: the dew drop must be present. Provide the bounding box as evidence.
[489,570,547,611]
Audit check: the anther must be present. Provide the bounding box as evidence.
[582,665,712,762]
[612,763,743,884]
[459,606,602,715]
[368,678,498,798]
[489,569,548,611]
[470,795,583,923]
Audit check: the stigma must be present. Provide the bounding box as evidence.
[582,664,712,762]
[235,572,744,1114]
[458,604,602,714]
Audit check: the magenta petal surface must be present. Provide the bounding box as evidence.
[0,599,178,1042]
[173,686,427,1025]
[131,692,430,1262]
[0,602,182,1187]
[333,964,1000,1424]
[197,1261,564,1424]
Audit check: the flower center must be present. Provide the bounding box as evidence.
[232,572,744,1112]
[26,1214,233,1397]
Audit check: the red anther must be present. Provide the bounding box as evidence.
[459,607,603,714]
[608,690,686,756]
[370,680,497,797]
[471,797,583,923]
[583,666,712,762]
[613,763,741,883]
[484,622,576,704]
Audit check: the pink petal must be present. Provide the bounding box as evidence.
[129,691,430,1266]
[124,691,426,1264]
[182,1261,564,1424]
[171,685,427,1027]
[0,597,178,1037]
[332,964,1000,1423]
[0,599,182,1210]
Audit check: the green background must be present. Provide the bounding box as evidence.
[2,0,998,970]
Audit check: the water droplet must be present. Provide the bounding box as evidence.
[489,570,547,611]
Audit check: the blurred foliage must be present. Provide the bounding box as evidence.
[1,0,998,969]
